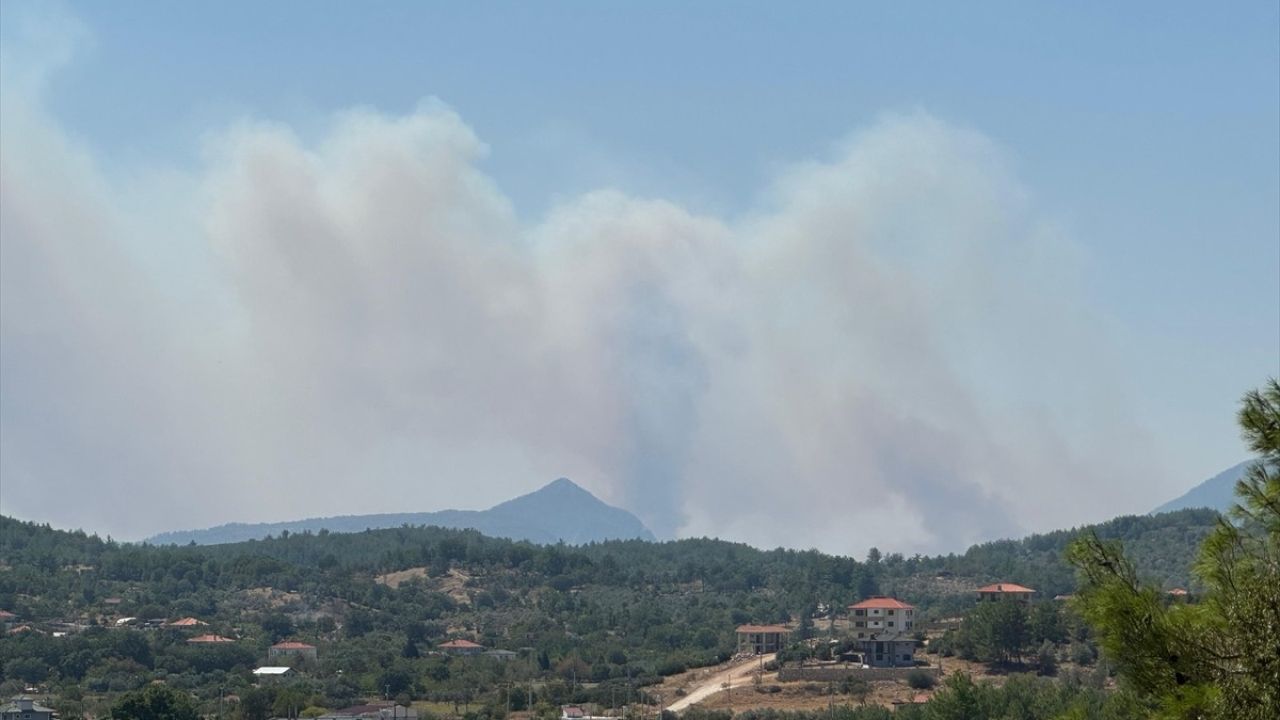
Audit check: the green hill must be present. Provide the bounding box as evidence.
[0,506,1218,714]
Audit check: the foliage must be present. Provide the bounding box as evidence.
[1068,378,1280,719]
[110,684,199,720]
[905,669,936,689]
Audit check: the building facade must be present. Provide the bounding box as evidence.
[735,624,790,654]
[269,641,318,661]
[848,596,915,638]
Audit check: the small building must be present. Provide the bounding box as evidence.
[321,705,417,720]
[735,624,790,654]
[1167,588,1190,601]
[187,633,236,644]
[976,583,1035,603]
[252,666,293,682]
[167,617,208,628]
[849,632,917,668]
[269,640,318,661]
[1,697,55,720]
[848,596,915,638]
[558,706,617,720]
[439,639,485,655]
[484,649,518,661]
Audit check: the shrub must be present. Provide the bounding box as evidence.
[905,669,936,690]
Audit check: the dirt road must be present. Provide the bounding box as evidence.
[665,654,776,713]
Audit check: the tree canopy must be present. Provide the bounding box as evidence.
[1068,378,1280,719]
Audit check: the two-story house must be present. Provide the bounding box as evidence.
[848,596,915,638]
[847,596,917,667]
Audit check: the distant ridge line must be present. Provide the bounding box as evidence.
[146,477,657,546]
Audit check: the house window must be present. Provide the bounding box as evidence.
[887,610,895,616]
[888,621,894,627]
[855,609,865,617]
[855,621,865,628]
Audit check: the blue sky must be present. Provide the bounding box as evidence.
[1,1,1277,552]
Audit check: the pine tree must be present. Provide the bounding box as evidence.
[1067,379,1280,719]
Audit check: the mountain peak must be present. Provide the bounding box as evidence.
[1152,460,1252,515]
[147,477,656,546]
[541,477,588,494]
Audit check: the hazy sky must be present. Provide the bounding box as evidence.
[1,1,1277,555]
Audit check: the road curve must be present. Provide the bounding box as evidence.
[665,654,776,713]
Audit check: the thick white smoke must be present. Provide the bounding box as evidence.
[0,29,1162,554]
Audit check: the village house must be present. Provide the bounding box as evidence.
[318,704,417,720]
[976,583,1035,603]
[439,639,486,656]
[1,697,55,720]
[848,596,915,637]
[846,596,917,667]
[269,640,318,661]
[187,633,236,644]
[735,624,790,654]
[559,706,615,720]
[848,631,917,667]
[166,617,208,628]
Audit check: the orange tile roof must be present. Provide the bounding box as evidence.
[187,634,235,643]
[168,617,208,626]
[440,639,484,648]
[849,596,914,610]
[736,624,790,634]
[1167,588,1189,596]
[271,641,316,649]
[976,583,1035,594]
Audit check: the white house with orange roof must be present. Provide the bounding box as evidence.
[848,596,915,638]
[847,596,917,667]
[269,640,318,661]
[976,583,1035,603]
[439,639,486,656]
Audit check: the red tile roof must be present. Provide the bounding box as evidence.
[188,634,235,643]
[849,596,914,610]
[168,617,208,627]
[1167,588,1189,596]
[976,583,1035,594]
[0,610,16,619]
[271,641,316,649]
[439,639,484,648]
[736,624,790,634]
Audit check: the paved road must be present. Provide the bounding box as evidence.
[664,654,776,713]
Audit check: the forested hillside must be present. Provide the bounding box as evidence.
[0,507,1217,716]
